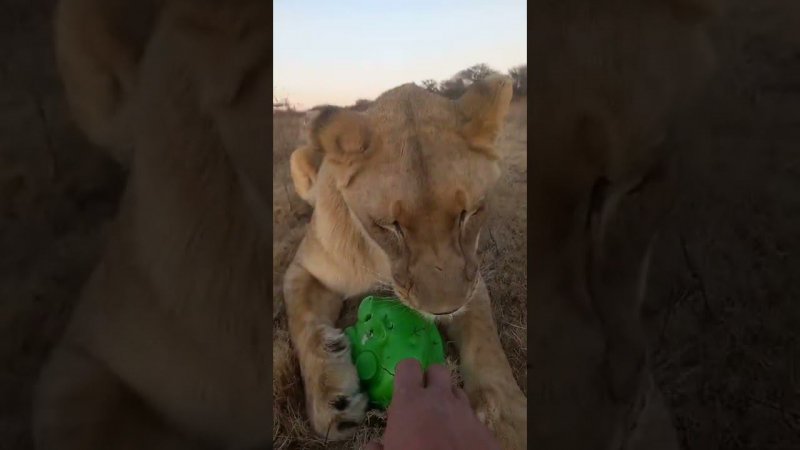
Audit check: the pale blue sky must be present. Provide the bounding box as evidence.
[274,0,526,110]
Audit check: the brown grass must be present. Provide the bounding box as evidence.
[271,101,529,449]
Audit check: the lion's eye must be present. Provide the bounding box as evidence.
[390,221,403,236]
[376,220,403,237]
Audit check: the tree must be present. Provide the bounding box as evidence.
[420,79,440,93]
[455,63,499,83]
[418,63,522,100]
[508,64,527,98]
[434,63,500,99]
[438,77,468,99]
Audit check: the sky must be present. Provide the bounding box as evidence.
[274,0,527,110]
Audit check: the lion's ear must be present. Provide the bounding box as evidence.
[310,107,374,164]
[303,109,322,138]
[457,74,514,158]
[290,146,322,206]
[55,0,163,165]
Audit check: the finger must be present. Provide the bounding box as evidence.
[394,358,424,393]
[364,440,384,450]
[424,364,453,391]
[453,385,470,404]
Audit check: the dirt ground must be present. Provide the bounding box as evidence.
[2,0,800,449]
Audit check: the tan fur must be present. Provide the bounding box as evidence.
[283,75,527,447]
[528,0,718,449]
[288,111,323,206]
[35,1,273,448]
[289,145,322,206]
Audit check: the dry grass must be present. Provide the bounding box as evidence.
[271,101,528,449]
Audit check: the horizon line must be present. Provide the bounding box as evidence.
[273,61,527,110]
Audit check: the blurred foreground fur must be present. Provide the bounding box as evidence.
[528,0,720,449]
[35,0,275,448]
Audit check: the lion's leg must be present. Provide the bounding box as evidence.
[34,344,204,450]
[283,261,367,440]
[445,278,527,450]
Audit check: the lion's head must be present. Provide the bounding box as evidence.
[291,76,513,316]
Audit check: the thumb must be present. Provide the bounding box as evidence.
[364,440,384,450]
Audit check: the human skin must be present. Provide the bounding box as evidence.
[364,359,501,450]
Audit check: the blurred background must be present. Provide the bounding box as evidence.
[273,0,527,109]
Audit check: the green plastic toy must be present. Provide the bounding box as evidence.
[344,295,446,409]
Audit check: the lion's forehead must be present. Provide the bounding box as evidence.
[366,83,460,130]
[363,148,497,212]
[351,82,499,210]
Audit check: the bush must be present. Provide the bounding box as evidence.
[420,79,440,94]
[438,78,467,99]
[455,63,499,83]
[419,63,511,100]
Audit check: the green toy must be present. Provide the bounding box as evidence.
[344,295,446,409]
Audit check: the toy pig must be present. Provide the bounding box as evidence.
[344,296,446,409]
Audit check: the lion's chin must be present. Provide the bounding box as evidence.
[389,288,469,320]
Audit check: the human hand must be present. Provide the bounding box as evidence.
[364,359,501,450]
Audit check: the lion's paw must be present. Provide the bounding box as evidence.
[304,326,368,440]
[472,385,527,450]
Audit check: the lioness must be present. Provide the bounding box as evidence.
[35,0,274,448]
[284,76,526,447]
